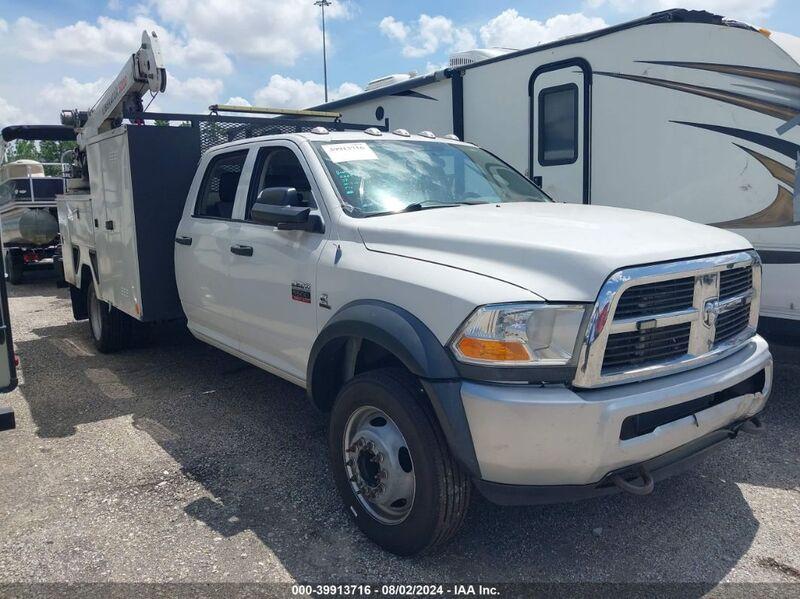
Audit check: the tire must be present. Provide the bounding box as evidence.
[329,368,471,555]
[87,284,130,353]
[5,250,24,285]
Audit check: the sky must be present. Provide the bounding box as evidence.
[0,0,798,128]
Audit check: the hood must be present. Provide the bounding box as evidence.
[357,202,751,302]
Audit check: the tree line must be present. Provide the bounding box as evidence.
[3,140,78,176]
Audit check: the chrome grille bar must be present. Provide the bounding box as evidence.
[573,250,760,388]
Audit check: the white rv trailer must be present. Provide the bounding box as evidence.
[313,9,800,335]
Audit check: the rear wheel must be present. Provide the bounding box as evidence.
[87,284,130,353]
[329,368,471,555]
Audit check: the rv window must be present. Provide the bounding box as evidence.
[194,150,248,219]
[245,146,315,221]
[538,83,578,166]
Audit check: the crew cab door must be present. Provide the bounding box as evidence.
[0,228,18,431]
[530,59,590,204]
[174,149,248,351]
[227,142,328,382]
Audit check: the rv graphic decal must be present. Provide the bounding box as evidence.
[595,71,798,121]
[671,121,800,229]
[596,65,800,230]
[636,61,800,87]
[712,147,794,228]
[390,89,438,101]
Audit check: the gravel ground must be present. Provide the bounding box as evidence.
[0,272,798,585]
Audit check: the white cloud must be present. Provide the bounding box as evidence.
[168,76,224,102]
[379,16,408,42]
[3,0,351,73]
[479,10,607,49]
[588,0,775,22]
[39,77,112,110]
[152,0,351,65]
[253,75,361,109]
[225,97,252,107]
[379,14,476,58]
[380,10,607,59]
[0,96,35,129]
[3,15,232,74]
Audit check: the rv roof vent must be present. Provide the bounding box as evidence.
[310,126,329,135]
[418,131,436,139]
[392,128,411,137]
[365,73,416,91]
[448,48,515,68]
[364,127,383,136]
[443,134,460,141]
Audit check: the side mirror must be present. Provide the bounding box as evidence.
[251,188,324,233]
[257,186,300,207]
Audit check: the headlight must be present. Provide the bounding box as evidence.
[451,303,588,366]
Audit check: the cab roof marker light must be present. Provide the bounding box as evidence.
[310,126,329,135]
[364,127,383,136]
[418,131,436,139]
[443,133,460,141]
[392,128,411,137]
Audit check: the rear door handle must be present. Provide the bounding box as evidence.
[175,235,193,246]
[230,244,253,257]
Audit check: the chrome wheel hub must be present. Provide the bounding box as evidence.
[343,406,415,524]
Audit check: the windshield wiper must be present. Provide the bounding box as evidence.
[364,201,464,217]
[400,201,464,212]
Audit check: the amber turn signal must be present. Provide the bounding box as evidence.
[456,337,530,362]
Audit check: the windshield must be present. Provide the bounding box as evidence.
[312,140,550,217]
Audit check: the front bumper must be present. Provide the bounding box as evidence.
[460,335,772,492]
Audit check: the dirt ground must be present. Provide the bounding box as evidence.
[1,272,798,586]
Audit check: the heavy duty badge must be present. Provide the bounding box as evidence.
[291,281,311,303]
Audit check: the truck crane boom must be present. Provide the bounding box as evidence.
[61,30,166,148]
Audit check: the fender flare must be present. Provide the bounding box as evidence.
[307,299,481,478]
[307,300,459,398]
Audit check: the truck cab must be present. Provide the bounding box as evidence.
[166,129,772,554]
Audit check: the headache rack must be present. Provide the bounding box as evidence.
[125,108,390,153]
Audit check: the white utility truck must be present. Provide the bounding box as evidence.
[315,8,800,336]
[57,33,773,555]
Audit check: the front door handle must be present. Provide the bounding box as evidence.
[175,235,193,246]
[230,244,253,257]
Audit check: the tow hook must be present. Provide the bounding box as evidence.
[740,415,766,435]
[611,465,655,496]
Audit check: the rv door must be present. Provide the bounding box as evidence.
[530,60,590,204]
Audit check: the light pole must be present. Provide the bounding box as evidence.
[314,0,332,103]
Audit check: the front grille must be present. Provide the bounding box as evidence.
[614,276,695,319]
[573,252,760,388]
[603,322,691,370]
[720,266,752,300]
[715,303,751,344]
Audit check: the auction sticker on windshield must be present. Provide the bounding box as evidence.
[321,143,378,163]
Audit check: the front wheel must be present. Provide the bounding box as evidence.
[329,368,471,555]
[87,284,130,353]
